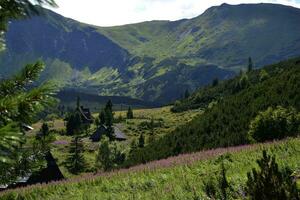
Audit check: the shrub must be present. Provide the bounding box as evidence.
[246,150,300,200]
[248,106,300,142]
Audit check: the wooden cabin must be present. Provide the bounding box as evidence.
[90,125,127,142]
[78,106,93,124]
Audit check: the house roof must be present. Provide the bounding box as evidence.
[90,125,127,142]
[114,127,127,140]
[78,106,93,122]
[22,123,34,131]
[0,152,64,190]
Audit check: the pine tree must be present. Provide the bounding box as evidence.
[138,133,145,148]
[66,136,86,174]
[41,123,49,137]
[95,136,125,172]
[248,57,253,72]
[76,96,80,110]
[0,0,57,184]
[66,112,83,136]
[127,106,134,119]
[104,100,114,140]
[99,109,106,125]
[212,78,219,87]
[246,150,300,200]
[184,89,190,98]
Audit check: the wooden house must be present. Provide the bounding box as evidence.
[78,106,93,124]
[90,125,127,142]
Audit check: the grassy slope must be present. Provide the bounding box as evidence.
[1,138,299,199]
[3,4,300,103]
[172,56,300,112]
[28,107,199,178]
[114,106,200,138]
[98,3,300,70]
[125,57,300,166]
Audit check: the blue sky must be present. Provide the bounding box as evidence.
[49,0,300,27]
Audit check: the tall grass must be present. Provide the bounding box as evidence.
[1,138,299,200]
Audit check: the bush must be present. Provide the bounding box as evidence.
[246,150,299,200]
[248,106,300,142]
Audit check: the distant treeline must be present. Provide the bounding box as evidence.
[56,89,161,110]
[125,57,300,166]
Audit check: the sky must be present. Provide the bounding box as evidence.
[49,0,300,27]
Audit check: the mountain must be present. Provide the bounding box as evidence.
[125,57,300,166]
[1,3,300,103]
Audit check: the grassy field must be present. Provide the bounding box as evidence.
[27,106,200,178]
[1,138,299,199]
[113,106,201,139]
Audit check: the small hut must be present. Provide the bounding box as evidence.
[1,152,64,190]
[90,125,127,142]
[78,106,93,124]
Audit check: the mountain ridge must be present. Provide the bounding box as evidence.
[1,3,300,103]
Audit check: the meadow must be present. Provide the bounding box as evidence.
[1,138,299,199]
[27,106,200,178]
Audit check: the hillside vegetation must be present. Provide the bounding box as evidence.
[125,57,300,166]
[1,138,299,199]
[1,3,300,103]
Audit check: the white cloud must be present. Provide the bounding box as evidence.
[49,0,300,26]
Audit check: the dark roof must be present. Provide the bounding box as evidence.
[79,106,93,123]
[114,127,127,140]
[1,152,64,190]
[90,125,107,142]
[89,125,127,142]
[22,123,34,131]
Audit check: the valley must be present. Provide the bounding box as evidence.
[0,1,300,199]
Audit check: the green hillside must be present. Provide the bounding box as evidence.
[125,57,300,166]
[1,3,300,103]
[1,138,299,199]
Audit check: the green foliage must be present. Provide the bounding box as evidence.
[95,136,125,172]
[127,58,300,166]
[184,89,190,99]
[212,78,219,87]
[99,109,106,125]
[259,69,269,82]
[203,162,232,200]
[246,150,300,200]
[104,100,114,140]
[66,112,83,136]
[248,57,253,72]
[248,106,300,142]
[138,133,145,148]
[1,138,300,199]
[66,136,86,174]
[127,106,134,119]
[5,4,300,103]
[41,122,49,137]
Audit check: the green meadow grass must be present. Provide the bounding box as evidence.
[1,138,299,200]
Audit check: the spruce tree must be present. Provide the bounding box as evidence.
[248,57,253,72]
[95,136,112,171]
[246,150,300,200]
[184,89,190,98]
[95,136,124,172]
[99,109,106,125]
[138,133,145,148]
[66,112,82,136]
[0,0,57,184]
[127,106,134,119]
[66,136,86,174]
[41,122,49,138]
[212,78,219,87]
[104,100,114,140]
